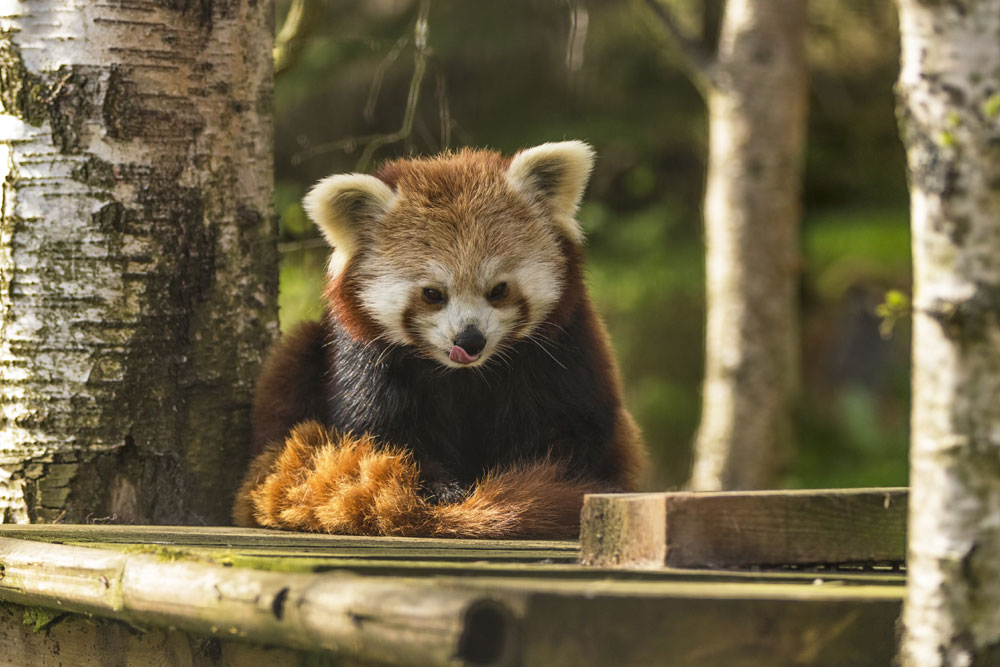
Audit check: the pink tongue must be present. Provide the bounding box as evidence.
[449,346,479,364]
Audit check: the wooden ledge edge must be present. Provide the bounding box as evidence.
[0,536,518,667]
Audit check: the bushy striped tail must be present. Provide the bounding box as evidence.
[233,421,607,539]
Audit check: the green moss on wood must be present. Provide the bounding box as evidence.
[123,544,203,562]
[21,606,68,633]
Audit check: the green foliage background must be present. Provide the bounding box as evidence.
[272,0,910,490]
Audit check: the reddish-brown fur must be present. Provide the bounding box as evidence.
[248,320,328,457]
[240,421,600,538]
[322,271,383,345]
[235,144,646,538]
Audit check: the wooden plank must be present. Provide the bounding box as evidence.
[0,575,902,667]
[0,524,905,586]
[580,488,908,569]
[0,524,578,564]
[0,536,518,667]
[0,532,905,666]
[69,542,904,586]
[0,534,902,608]
[519,591,900,666]
[0,582,903,667]
[0,524,576,553]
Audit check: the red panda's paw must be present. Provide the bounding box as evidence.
[236,421,432,535]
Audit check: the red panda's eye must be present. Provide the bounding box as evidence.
[487,282,508,302]
[423,288,445,305]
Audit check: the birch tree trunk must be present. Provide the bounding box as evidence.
[688,0,808,490]
[895,1,1000,664]
[0,2,277,525]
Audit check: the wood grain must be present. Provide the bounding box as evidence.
[581,488,908,569]
[0,536,516,667]
[0,524,906,666]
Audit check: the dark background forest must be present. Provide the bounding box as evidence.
[272,0,909,490]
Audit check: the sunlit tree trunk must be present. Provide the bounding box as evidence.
[688,0,808,490]
[0,1,277,524]
[895,1,1000,664]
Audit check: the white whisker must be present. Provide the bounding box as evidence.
[526,334,567,369]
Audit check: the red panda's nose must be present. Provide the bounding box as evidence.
[453,325,486,356]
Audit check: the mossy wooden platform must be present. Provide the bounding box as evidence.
[0,520,903,666]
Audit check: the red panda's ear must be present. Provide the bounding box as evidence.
[506,140,595,244]
[302,174,397,276]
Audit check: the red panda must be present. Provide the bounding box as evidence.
[232,141,645,539]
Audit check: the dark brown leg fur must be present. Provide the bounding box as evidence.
[250,321,329,456]
[233,421,611,539]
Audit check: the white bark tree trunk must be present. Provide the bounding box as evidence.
[689,0,808,490]
[896,1,1000,664]
[0,1,277,524]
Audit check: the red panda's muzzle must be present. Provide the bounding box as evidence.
[450,325,486,365]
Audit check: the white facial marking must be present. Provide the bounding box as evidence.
[514,258,563,329]
[358,274,415,345]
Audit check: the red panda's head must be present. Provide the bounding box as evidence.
[303,141,594,369]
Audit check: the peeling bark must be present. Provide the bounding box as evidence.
[0,1,277,525]
[894,1,1000,665]
[689,0,808,490]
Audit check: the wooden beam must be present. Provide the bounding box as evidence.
[1,582,902,667]
[0,536,516,667]
[0,524,576,554]
[580,488,908,569]
[0,530,905,665]
[0,523,905,584]
[520,591,900,666]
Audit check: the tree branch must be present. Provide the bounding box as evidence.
[274,0,322,76]
[363,31,411,123]
[565,0,589,73]
[291,0,435,171]
[640,0,717,92]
